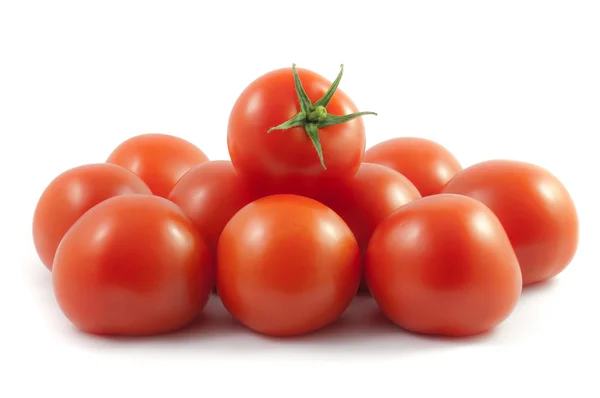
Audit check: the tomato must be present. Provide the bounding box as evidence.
[227,65,376,191]
[363,137,462,197]
[365,194,522,337]
[106,133,209,198]
[168,160,256,258]
[442,159,579,286]
[52,194,214,336]
[320,163,421,292]
[216,194,361,337]
[32,163,152,271]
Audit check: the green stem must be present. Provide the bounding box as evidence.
[307,106,327,122]
[314,65,344,108]
[267,64,377,169]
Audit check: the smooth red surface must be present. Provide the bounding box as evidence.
[363,137,462,196]
[320,163,421,292]
[106,133,209,198]
[365,194,522,337]
[216,194,361,337]
[32,163,152,271]
[52,194,214,336]
[227,67,366,189]
[168,160,257,258]
[443,159,579,285]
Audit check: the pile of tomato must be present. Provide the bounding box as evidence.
[33,65,579,338]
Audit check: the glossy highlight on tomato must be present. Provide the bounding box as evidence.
[443,159,579,286]
[32,163,152,271]
[52,194,214,336]
[365,194,522,337]
[364,137,462,197]
[107,133,209,198]
[217,194,361,337]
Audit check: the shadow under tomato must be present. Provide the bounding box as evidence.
[26,250,574,362]
[82,295,247,344]
[261,295,498,355]
[64,289,500,357]
[73,293,499,357]
[520,277,559,295]
[26,253,509,356]
[194,277,561,347]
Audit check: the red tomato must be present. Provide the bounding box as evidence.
[168,160,256,257]
[227,65,376,191]
[52,194,214,336]
[363,137,462,197]
[33,163,152,271]
[320,163,421,292]
[106,133,209,198]
[443,159,579,286]
[217,194,361,337]
[365,194,522,337]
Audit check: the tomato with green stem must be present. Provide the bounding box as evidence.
[227,64,376,193]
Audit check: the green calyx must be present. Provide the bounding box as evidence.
[267,64,377,169]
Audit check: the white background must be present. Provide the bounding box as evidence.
[1,1,599,397]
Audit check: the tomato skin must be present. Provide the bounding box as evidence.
[363,137,462,197]
[216,194,361,337]
[320,163,421,292]
[442,159,579,286]
[106,133,209,198]
[227,67,366,189]
[365,194,522,337]
[168,160,257,258]
[52,194,214,336]
[32,163,152,271]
